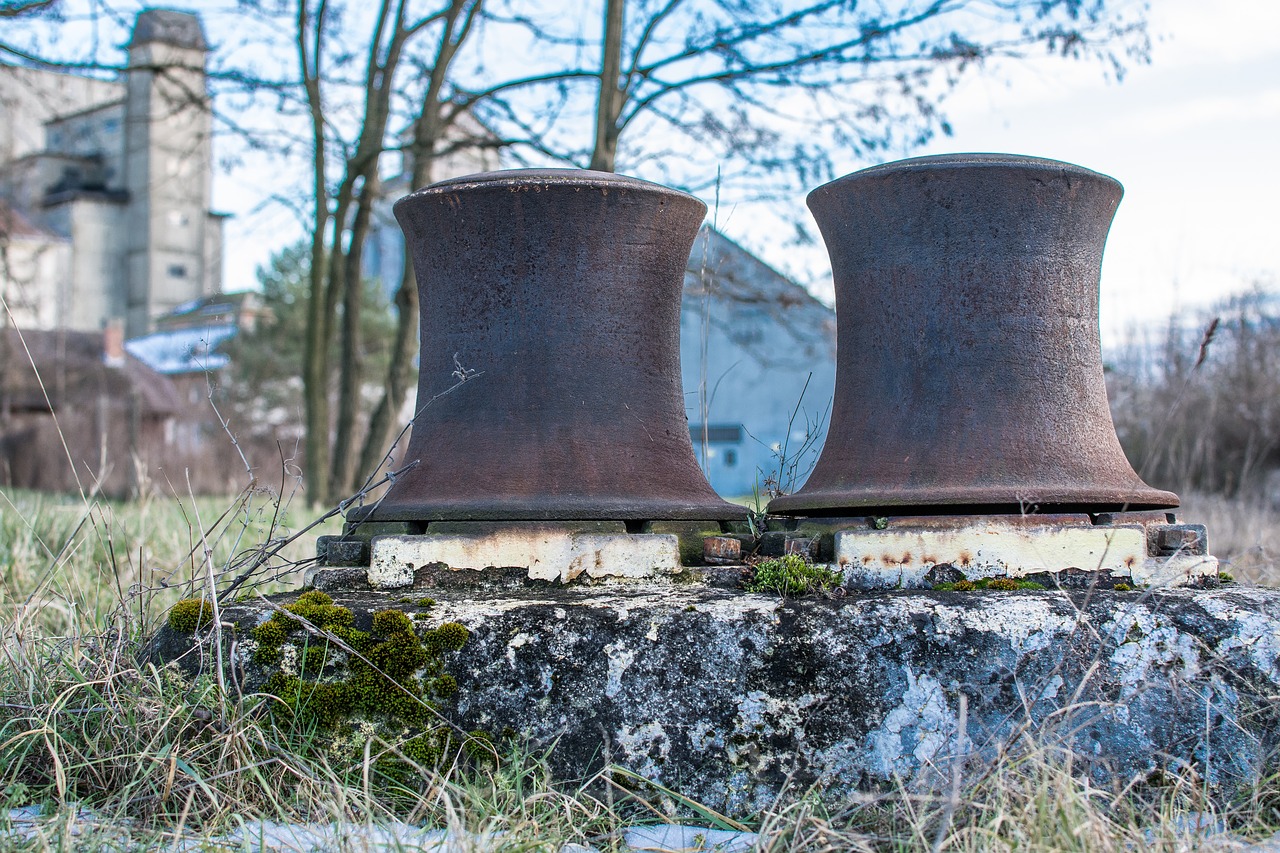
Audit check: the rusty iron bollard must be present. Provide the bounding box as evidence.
[769,153,1178,516]
[352,169,746,525]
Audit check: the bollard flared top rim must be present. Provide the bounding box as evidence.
[809,152,1121,201]
[399,168,705,209]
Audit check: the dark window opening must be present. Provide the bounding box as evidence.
[689,423,743,444]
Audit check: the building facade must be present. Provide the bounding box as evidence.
[681,228,836,498]
[0,9,222,337]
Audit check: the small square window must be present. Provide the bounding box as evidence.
[168,264,188,278]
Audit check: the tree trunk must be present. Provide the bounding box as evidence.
[330,173,379,495]
[300,0,332,504]
[321,0,407,501]
[356,256,419,488]
[588,0,624,172]
[355,0,481,489]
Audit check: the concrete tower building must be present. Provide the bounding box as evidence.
[0,8,223,337]
[123,10,219,334]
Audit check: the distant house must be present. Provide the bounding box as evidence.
[0,327,181,497]
[122,291,283,494]
[0,199,70,328]
[0,290,283,496]
[682,228,836,497]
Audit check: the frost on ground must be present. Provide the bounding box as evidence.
[3,807,759,853]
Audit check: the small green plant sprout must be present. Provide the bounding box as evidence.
[168,598,215,632]
[951,580,976,592]
[1113,582,1133,592]
[975,577,1045,591]
[1218,571,1235,584]
[746,554,842,596]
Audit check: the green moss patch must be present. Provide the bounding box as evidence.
[167,598,215,632]
[251,590,474,776]
[746,554,842,596]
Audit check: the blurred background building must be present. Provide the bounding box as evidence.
[0,9,223,338]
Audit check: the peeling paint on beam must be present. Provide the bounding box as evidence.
[369,531,682,588]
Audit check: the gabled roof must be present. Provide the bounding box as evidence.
[0,199,63,242]
[684,227,831,316]
[157,291,262,330]
[0,328,180,415]
[125,324,237,375]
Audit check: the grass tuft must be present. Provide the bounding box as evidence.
[746,554,842,596]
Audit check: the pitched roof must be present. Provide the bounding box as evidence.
[0,199,62,241]
[0,328,180,415]
[124,324,237,374]
[684,227,831,317]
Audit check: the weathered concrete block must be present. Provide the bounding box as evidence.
[302,566,371,591]
[834,521,1148,588]
[432,584,1280,814]
[316,535,370,567]
[832,516,1218,590]
[151,580,1280,817]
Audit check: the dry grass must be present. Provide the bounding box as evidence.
[0,487,335,636]
[1176,491,1280,586]
[0,486,1278,851]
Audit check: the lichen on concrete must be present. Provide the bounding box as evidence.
[148,578,1280,816]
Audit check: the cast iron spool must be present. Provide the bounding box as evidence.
[353,169,746,523]
[769,153,1178,516]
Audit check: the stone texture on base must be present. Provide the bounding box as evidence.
[152,578,1280,816]
[440,584,1276,815]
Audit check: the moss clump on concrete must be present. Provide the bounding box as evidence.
[168,598,214,633]
[271,589,355,633]
[253,591,473,777]
[984,577,1021,591]
[934,577,1046,592]
[746,554,842,596]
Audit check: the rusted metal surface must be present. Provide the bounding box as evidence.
[703,536,743,564]
[783,537,818,559]
[353,169,746,523]
[1153,524,1208,556]
[769,154,1179,516]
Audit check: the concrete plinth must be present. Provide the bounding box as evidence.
[152,572,1280,816]
[368,529,682,588]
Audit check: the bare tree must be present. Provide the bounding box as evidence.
[474,0,1150,193]
[3,0,1153,505]
[290,0,510,502]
